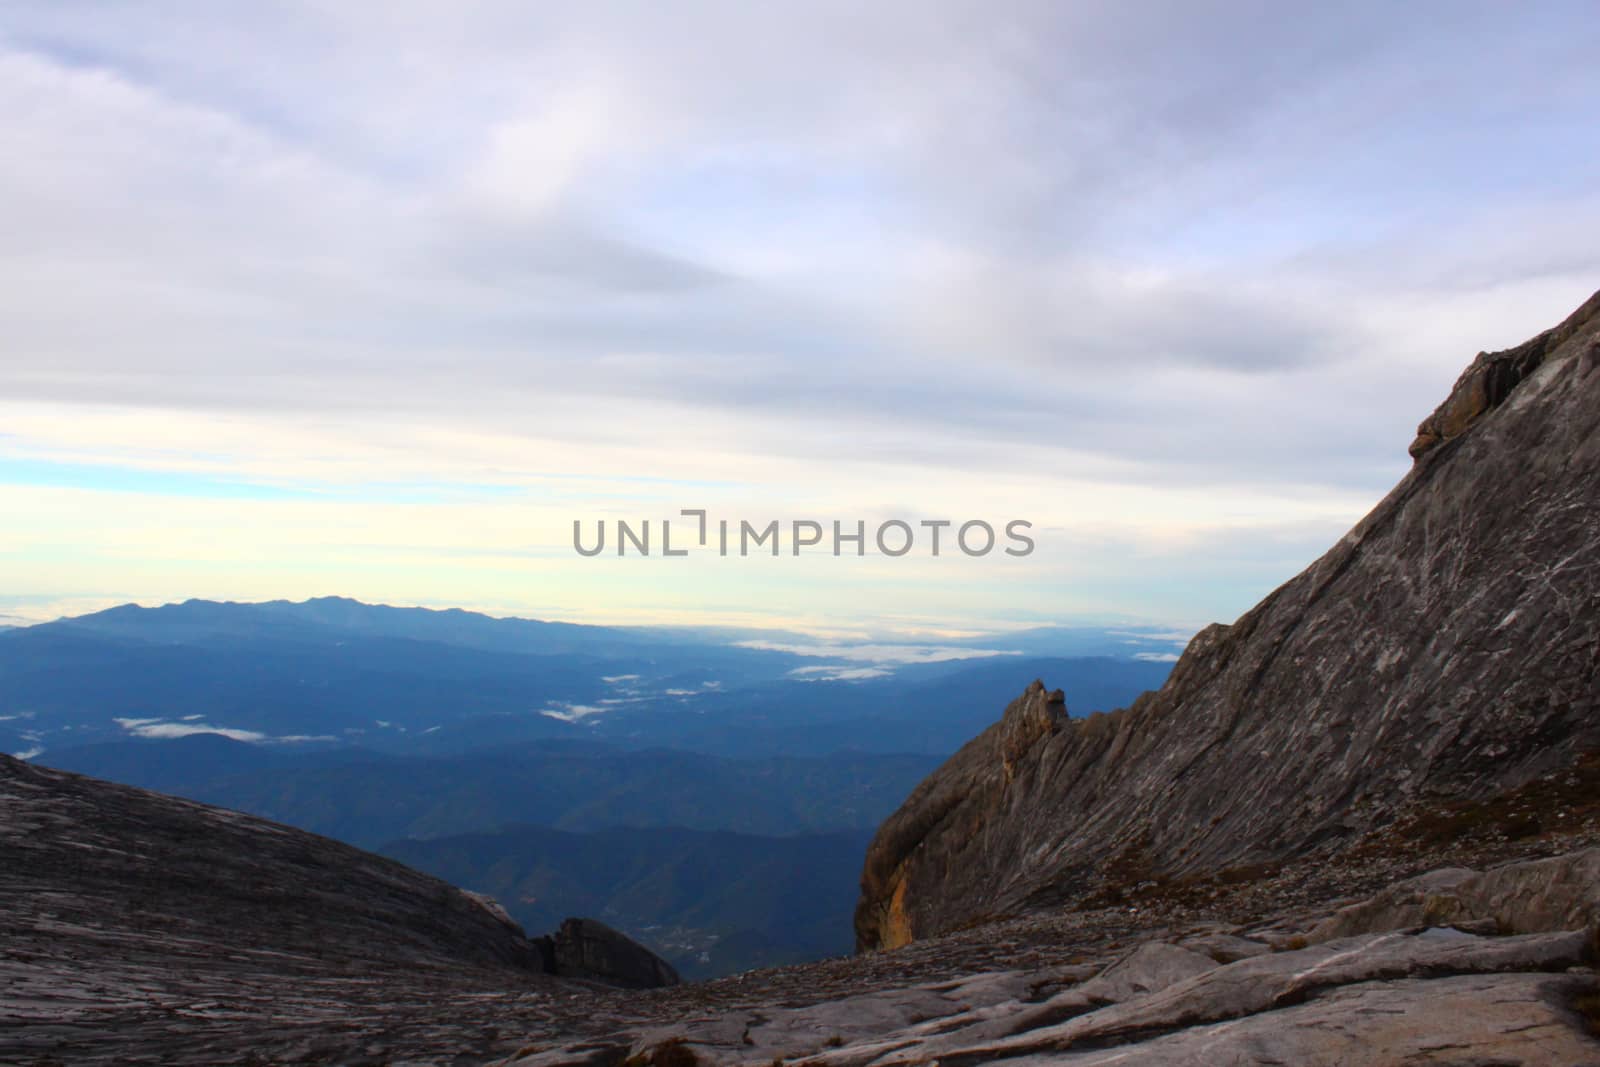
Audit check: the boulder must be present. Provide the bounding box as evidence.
[1312,849,1600,943]
[535,917,680,989]
[1308,867,1480,941]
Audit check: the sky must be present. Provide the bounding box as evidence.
[1,1,1597,638]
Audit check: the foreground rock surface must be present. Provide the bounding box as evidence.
[496,850,1600,1066]
[0,754,670,1065]
[858,289,1600,951]
[6,733,1600,1066]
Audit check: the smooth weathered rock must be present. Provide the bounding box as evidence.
[0,754,548,975]
[984,974,1600,1067]
[858,290,1600,951]
[1312,848,1600,942]
[0,754,591,1066]
[571,974,1039,1067]
[856,941,1223,1062]
[1307,867,1480,941]
[949,928,1592,1059]
[1072,941,1219,1002]
[494,842,1600,1067]
[848,928,1593,1065]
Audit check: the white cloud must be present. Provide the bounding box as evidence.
[119,721,267,742]
[111,717,332,743]
[738,640,1018,665]
[542,703,610,722]
[0,3,1596,631]
[788,665,893,681]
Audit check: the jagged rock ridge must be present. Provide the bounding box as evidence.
[858,289,1600,951]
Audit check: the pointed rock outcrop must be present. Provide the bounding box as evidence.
[856,681,1067,950]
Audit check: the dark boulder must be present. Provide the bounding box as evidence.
[536,917,680,989]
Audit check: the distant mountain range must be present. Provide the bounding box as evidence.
[41,734,940,844]
[39,732,927,975]
[2,596,1177,760]
[11,596,1175,976]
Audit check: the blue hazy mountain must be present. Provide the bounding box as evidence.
[46,596,773,659]
[39,734,931,978]
[2,597,1176,759]
[41,734,940,845]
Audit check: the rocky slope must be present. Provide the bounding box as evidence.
[857,288,1600,952]
[0,754,672,1066]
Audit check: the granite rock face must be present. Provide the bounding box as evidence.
[858,290,1600,951]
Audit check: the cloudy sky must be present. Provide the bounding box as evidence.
[1,1,1596,637]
